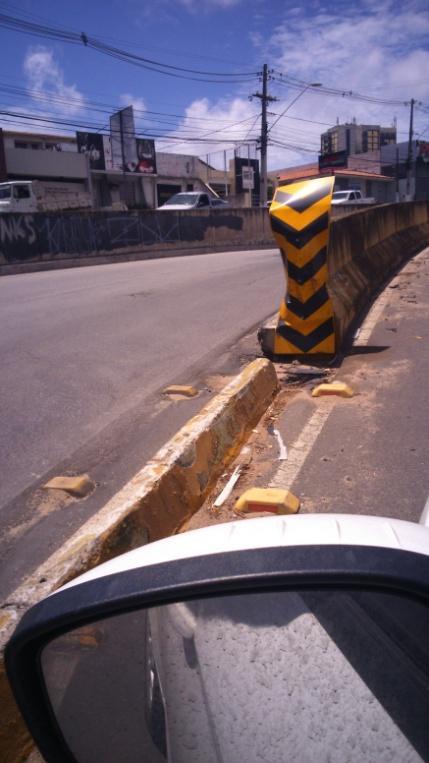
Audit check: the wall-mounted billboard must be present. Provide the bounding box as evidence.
[134,138,157,174]
[76,132,106,170]
[319,150,348,171]
[235,157,260,197]
[110,106,138,172]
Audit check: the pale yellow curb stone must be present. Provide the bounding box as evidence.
[312,381,354,398]
[43,474,94,498]
[163,385,199,397]
[235,487,300,515]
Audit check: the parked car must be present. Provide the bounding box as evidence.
[210,197,230,207]
[331,189,376,205]
[157,191,227,211]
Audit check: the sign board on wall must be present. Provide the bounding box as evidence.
[234,157,260,196]
[319,150,348,171]
[242,166,254,190]
[135,138,157,174]
[110,106,138,171]
[76,132,106,170]
[109,107,157,174]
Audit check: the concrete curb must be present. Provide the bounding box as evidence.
[0,357,278,763]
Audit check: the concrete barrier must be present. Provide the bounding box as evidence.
[259,196,429,356]
[0,358,277,763]
[0,207,274,274]
[327,201,429,346]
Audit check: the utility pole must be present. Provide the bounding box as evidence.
[406,98,415,200]
[395,146,399,202]
[252,64,277,206]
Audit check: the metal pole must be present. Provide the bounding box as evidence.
[406,98,415,199]
[395,147,399,202]
[260,63,268,207]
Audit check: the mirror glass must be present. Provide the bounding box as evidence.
[41,588,429,762]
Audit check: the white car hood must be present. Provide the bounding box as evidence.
[157,204,196,211]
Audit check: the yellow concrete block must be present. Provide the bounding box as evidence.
[235,488,300,515]
[43,474,94,497]
[163,385,199,397]
[312,381,354,398]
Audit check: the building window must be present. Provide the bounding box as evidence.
[363,129,379,152]
[13,185,31,199]
[321,132,338,155]
[14,141,43,150]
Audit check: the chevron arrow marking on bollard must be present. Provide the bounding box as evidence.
[269,176,336,355]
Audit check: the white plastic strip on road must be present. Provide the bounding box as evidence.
[269,402,335,490]
[420,494,429,527]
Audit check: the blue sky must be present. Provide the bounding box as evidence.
[0,0,428,169]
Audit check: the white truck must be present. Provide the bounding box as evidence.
[0,180,92,214]
[157,191,228,211]
[331,189,376,205]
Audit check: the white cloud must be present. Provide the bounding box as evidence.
[24,47,85,117]
[156,96,260,167]
[157,0,429,171]
[0,46,86,135]
[119,93,146,115]
[264,0,429,167]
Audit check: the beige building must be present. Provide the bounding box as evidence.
[321,122,396,156]
[0,128,237,209]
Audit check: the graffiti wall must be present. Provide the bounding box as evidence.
[0,209,252,265]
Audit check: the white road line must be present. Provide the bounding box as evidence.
[269,272,394,494]
[269,401,335,491]
[354,290,391,346]
[420,494,429,527]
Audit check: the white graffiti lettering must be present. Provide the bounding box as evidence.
[0,215,36,247]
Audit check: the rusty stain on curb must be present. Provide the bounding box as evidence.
[0,357,277,763]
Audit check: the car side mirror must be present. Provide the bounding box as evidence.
[6,514,429,763]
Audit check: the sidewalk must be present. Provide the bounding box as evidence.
[184,246,429,531]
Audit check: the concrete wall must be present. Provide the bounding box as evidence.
[327,201,429,346]
[0,207,274,271]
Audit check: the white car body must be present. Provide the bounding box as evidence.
[60,513,429,590]
[331,189,376,205]
[157,191,226,211]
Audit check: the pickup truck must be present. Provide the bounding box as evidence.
[331,189,376,205]
[157,191,229,211]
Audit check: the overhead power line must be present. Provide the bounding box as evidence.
[272,71,426,109]
[0,12,258,83]
[0,109,259,145]
[0,81,261,132]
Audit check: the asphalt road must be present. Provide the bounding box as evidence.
[0,248,281,597]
